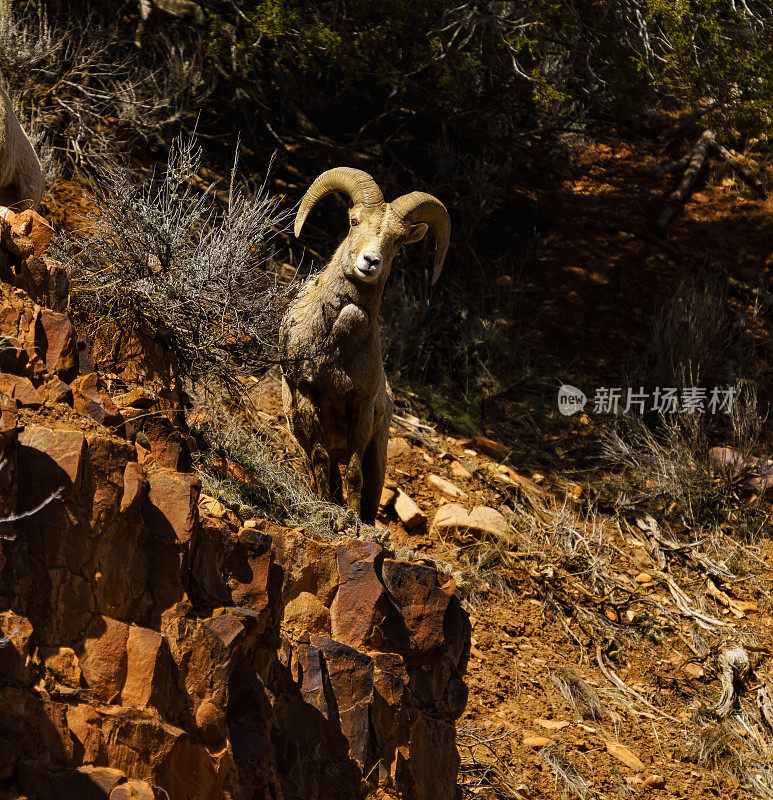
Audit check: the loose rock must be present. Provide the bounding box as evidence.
[427,473,468,500]
[605,741,645,770]
[394,489,427,529]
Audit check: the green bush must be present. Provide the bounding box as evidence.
[207,0,773,142]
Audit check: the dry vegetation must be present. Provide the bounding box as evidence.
[61,134,289,396]
[1,1,769,798]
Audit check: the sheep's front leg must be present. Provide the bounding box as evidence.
[343,402,374,521]
[292,383,332,501]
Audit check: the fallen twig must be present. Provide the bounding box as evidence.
[657,129,716,230]
[0,487,64,539]
[714,143,767,199]
[596,643,681,723]
[714,644,751,718]
[656,129,767,231]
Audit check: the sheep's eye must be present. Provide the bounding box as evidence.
[350,218,358,226]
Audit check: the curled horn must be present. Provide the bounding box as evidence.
[389,192,451,285]
[294,168,384,238]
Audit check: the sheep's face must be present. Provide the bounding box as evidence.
[343,204,428,285]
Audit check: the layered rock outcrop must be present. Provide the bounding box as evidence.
[0,209,469,799]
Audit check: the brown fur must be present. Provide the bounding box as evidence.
[0,84,43,210]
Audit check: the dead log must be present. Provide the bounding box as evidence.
[714,644,751,718]
[714,143,767,199]
[657,129,716,230]
[757,682,773,729]
[656,129,768,231]
[654,154,690,180]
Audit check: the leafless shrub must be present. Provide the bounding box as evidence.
[600,382,768,539]
[379,263,532,421]
[686,704,773,797]
[18,108,60,188]
[689,720,749,777]
[0,2,63,75]
[602,266,768,538]
[63,134,289,395]
[600,413,714,516]
[457,725,525,799]
[635,268,753,392]
[0,5,214,177]
[551,667,603,721]
[526,503,614,594]
[539,744,590,798]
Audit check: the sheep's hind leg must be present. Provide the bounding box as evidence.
[311,444,332,501]
[329,459,344,505]
[360,424,388,525]
[343,453,363,524]
[343,402,374,524]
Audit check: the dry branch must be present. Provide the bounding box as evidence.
[654,153,690,180]
[757,683,773,730]
[656,129,767,230]
[714,143,767,199]
[636,514,736,580]
[595,644,681,723]
[714,645,751,718]
[657,129,716,230]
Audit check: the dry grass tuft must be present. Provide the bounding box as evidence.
[539,743,591,798]
[551,667,604,722]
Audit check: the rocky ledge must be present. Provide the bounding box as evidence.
[0,210,470,800]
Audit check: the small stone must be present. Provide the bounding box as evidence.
[71,373,125,433]
[605,741,645,770]
[283,591,331,635]
[44,376,72,406]
[379,485,397,510]
[5,207,53,257]
[577,724,596,733]
[643,774,666,790]
[41,645,81,687]
[394,489,426,529]
[534,718,569,730]
[387,437,412,459]
[427,473,467,500]
[451,460,474,481]
[433,504,511,540]
[683,663,704,679]
[195,699,227,749]
[110,780,156,800]
[198,494,227,519]
[523,736,551,748]
[635,572,653,584]
[113,386,160,410]
[470,644,486,660]
[0,373,42,407]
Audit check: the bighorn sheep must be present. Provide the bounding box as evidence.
[280,168,450,524]
[0,84,43,210]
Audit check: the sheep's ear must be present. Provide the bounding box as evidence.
[405,223,428,244]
